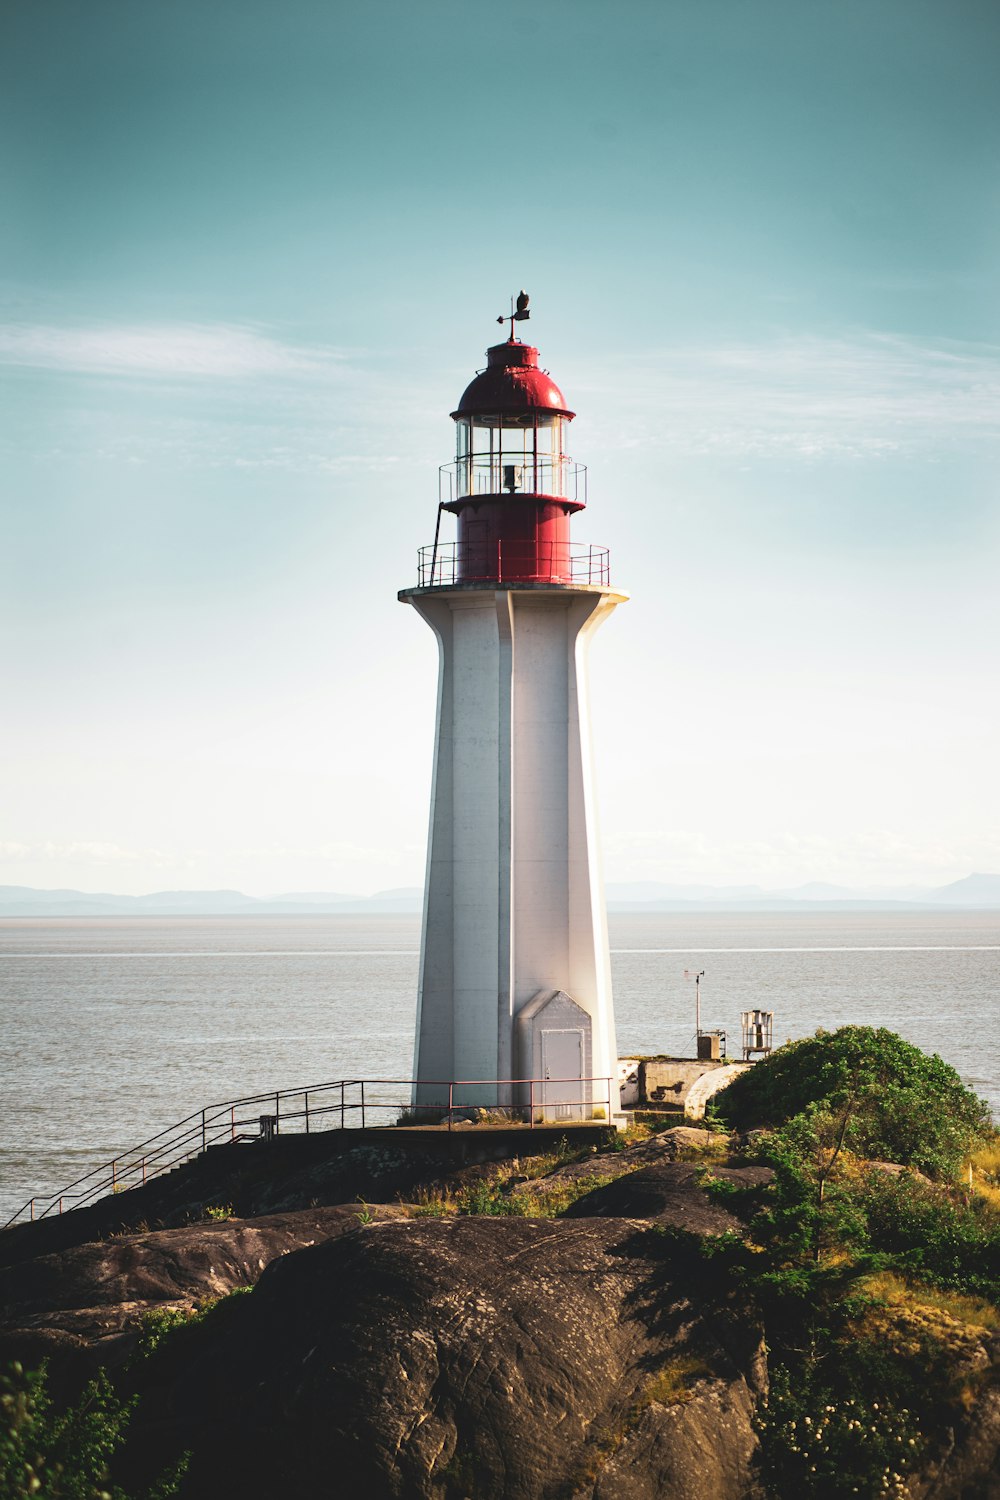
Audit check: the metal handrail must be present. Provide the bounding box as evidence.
[416,540,611,588]
[2,1074,615,1229]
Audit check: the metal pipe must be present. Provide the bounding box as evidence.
[430,502,445,585]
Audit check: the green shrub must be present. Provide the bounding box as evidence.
[133,1286,254,1363]
[718,1026,991,1179]
[756,1364,923,1499]
[0,1361,187,1499]
[859,1171,1000,1302]
[203,1202,233,1222]
[456,1180,532,1216]
[669,1029,1000,1493]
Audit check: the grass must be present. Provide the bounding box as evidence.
[968,1139,1000,1209]
[518,1173,626,1217]
[970,1140,1000,1178]
[404,1114,735,1222]
[395,1108,446,1126]
[972,1179,1000,1211]
[676,1135,730,1162]
[638,1355,712,1408]
[512,1137,588,1177]
[405,1140,590,1215]
[406,1160,636,1220]
[407,1181,532,1218]
[409,1191,454,1218]
[607,1120,654,1150]
[632,1110,685,1129]
[560,1353,715,1494]
[132,1286,254,1361]
[858,1270,1000,1332]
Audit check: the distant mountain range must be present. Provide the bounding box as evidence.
[0,885,426,917]
[602,873,1000,911]
[1,874,999,916]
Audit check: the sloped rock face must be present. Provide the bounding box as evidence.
[562,1162,772,1235]
[592,1376,761,1500]
[120,1216,763,1500]
[0,1141,461,1268]
[911,1372,1000,1500]
[4,1129,998,1498]
[0,1204,404,1393]
[627,1127,734,1160]
[862,1307,1000,1500]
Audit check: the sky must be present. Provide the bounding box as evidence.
[1,0,998,897]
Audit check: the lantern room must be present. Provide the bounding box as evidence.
[429,334,604,586]
[451,340,580,505]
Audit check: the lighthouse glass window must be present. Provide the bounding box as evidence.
[455,414,567,499]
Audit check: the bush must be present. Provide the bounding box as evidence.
[132,1286,254,1363]
[860,1171,1000,1302]
[756,1363,924,1499]
[0,1361,187,1499]
[456,1180,532,1217]
[717,1026,991,1178]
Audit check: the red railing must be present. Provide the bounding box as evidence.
[417,540,610,588]
[2,1074,615,1229]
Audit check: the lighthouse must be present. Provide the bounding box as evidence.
[399,299,627,1121]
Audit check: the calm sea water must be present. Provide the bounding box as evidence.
[1,911,997,1222]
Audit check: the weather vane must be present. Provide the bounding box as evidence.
[497,290,530,340]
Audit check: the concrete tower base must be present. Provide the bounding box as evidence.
[399,581,627,1119]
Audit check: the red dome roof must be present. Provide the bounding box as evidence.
[452,340,574,420]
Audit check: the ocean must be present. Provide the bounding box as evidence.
[1,910,997,1223]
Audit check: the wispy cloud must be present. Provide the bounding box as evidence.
[0,840,170,865]
[0,322,345,380]
[578,332,1000,459]
[4,321,997,471]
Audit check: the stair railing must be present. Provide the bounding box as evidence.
[2,1074,615,1229]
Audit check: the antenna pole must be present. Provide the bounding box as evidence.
[684,967,706,1046]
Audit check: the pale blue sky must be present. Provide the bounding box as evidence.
[1,0,997,895]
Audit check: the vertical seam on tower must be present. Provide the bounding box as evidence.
[495,589,515,1091]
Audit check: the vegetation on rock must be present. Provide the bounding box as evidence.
[2,1026,998,1498]
[0,1362,186,1500]
[703,1025,999,1497]
[716,1024,992,1178]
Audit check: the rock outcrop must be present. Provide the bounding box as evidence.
[0,1204,404,1395]
[118,1215,763,1500]
[3,1120,998,1498]
[562,1162,773,1234]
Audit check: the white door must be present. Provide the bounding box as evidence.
[541,1029,584,1120]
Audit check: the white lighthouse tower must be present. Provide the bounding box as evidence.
[399,300,627,1120]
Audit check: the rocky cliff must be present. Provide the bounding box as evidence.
[2,1118,998,1499]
